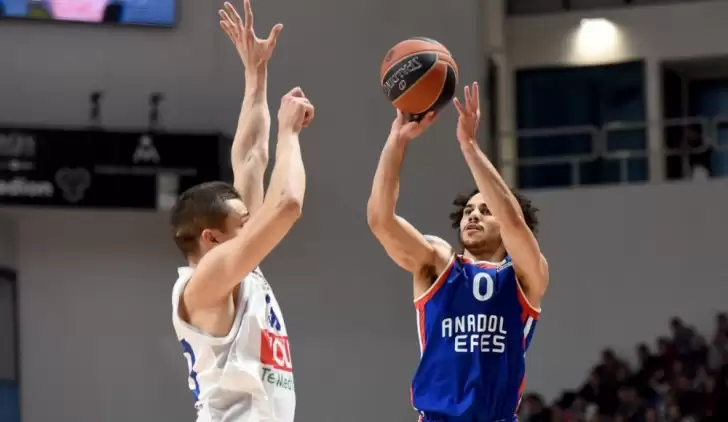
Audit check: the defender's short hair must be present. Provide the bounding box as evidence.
[448,188,539,235]
[170,181,240,257]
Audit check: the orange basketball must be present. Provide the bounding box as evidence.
[380,37,459,121]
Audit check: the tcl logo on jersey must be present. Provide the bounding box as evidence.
[260,330,293,372]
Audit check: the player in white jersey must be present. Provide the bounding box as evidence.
[169,1,314,421]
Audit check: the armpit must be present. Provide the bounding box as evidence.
[422,234,455,273]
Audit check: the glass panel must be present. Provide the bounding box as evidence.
[516,61,646,188]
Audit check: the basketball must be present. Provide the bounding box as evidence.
[380,37,459,120]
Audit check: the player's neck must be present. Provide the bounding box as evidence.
[187,255,201,267]
[462,246,506,263]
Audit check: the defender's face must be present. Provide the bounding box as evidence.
[459,193,501,250]
[199,199,250,252]
[218,199,250,242]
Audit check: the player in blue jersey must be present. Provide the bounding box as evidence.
[367,81,549,422]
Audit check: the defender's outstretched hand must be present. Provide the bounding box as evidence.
[389,109,438,145]
[278,88,315,134]
[453,82,481,146]
[219,0,283,70]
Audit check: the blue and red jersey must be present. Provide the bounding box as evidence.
[411,254,541,422]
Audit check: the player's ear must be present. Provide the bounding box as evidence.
[200,229,220,245]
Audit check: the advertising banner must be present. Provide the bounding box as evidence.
[0,127,223,210]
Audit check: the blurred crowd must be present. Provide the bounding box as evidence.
[520,313,728,422]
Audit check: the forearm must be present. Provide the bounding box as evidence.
[232,69,270,210]
[460,140,523,223]
[367,137,438,273]
[234,69,270,160]
[187,132,305,309]
[265,130,306,205]
[368,137,406,219]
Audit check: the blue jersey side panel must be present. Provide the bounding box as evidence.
[412,255,541,422]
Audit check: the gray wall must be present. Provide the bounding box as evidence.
[8,178,728,420]
[8,210,188,422]
[0,217,17,270]
[0,280,16,381]
[5,0,728,416]
[0,0,483,421]
[526,179,728,400]
[0,216,17,381]
[507,0,728,68]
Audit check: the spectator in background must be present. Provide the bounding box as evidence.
[579,370,601,404]
[615,383,652,422]
[715,313,728,338]
[0,1,5,18]
[615,365,631,384]
[581,364,619,418]
[521,393,551,422]
[664,394,684,422]
[688,335,709,371]
[597,352,626,418]
[670,318,694,358]
[673,373,700,418]
[553,393,580,422]
[712,368,728,421]
[526,312,728,422]
[645,410,657,422]
[595,349,621,388]
[550,405,566,422]
[636,343,658,379]
[672,360,686,384]
[697,373,717,420]
[657,336,678,374]
[635,343,662,404]
[708,331,727,370]
[682,125,713,179]
[568,395,590,422]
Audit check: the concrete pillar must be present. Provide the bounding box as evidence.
[483,0,517,186]
[645,58,664,182]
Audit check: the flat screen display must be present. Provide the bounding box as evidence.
[0,0,176,27]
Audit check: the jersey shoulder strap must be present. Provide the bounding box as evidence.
[171,267,197,340]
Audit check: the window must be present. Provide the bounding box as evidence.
[516,61,647,188]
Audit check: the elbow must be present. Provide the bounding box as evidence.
[246,147,269,167]
[277,194,303,221]
[366,201,378,229]
[529,259,550,299]
[366,198,387,231]
[367,213,382,232]
[367,211,397,237]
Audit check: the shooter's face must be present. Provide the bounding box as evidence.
[459,193,501,252]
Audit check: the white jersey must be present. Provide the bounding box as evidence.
[172,266,295,422]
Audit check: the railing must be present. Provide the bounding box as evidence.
[507,0,709,16]
[502,116,728,189]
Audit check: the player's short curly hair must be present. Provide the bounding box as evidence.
[448,188,540,235]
